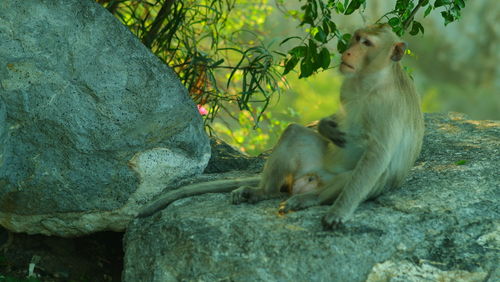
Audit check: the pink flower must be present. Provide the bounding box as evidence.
[197,104,208,116]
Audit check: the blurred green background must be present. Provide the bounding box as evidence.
[212,0,499,155]
[98,0,499,155]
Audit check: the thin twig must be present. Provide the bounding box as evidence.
[171,61,266,72]
[403,0,426,30]
[375,11,397,23]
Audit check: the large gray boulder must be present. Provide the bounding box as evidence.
[123,113,499,282]
[0,0,210,236]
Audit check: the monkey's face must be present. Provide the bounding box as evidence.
[291,174,320,194]
[340,32,381,75]
[340,26,406,76]
[339,41,364,75]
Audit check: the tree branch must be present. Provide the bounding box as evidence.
[403,0,426,30]
[171,62,265,72]
[143,0,175,48]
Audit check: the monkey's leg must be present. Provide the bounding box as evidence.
[322,171,388,229]
[321,190,360,229]
[231,161,292,204]
[317,171,351,204]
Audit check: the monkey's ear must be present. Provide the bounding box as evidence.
[391,42,407,62]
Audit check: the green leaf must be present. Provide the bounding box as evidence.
[394,26,404,37]
[287,9,301,19]
[388,17,401,27]
[227,55,246,88]
[410,21,424,35]
[319,47,331,69]
[328,21,338,35]
[342,33,352,42]
[279,36,301,46]
[337,33,351,53]
[314,26,328,43]
[345,0,362,15]
[313,54,323,70]
[310,0,318,19]
[283,56,299,75]
[301,4,315,26]
[311,26,319,37]
[434,0,450,8]
[395,0,407,11]
[424,5,433,17]
[322,19,330,35]
[210,59,224,67]
[454,0,465,8]
[289,46,307,57]
[335,2,345,13]
[455,160,468,165]
[318,0,325,12]
[418,21,425,34]
[441,11,454,25]
[273,51,287,57]
[308,39,318,56]
[410,25,419,36]
[337,40,346,53]
[299,57,314,78]
[451,5,462,18]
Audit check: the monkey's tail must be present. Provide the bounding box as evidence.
[137,176,260,218]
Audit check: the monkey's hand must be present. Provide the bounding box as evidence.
[279,192,320,213]
[318,118,346,147]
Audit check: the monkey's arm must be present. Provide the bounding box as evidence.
[322,119,402,228]
[138,176,260,218]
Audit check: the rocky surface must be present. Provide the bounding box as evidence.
[0,137,247,281]
[203,137,266,174]
[123,113,499,282]
[0,0,210,236]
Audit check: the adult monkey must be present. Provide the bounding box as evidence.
[139,24,424,229]
[232,23,424,228]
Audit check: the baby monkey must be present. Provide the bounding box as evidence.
[139,124,341,218]
[291,173,320,194]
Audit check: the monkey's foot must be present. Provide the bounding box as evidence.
[231,186,261,204]
[322,204,354,230]
[279,193,320,213]
[321,214,344,230]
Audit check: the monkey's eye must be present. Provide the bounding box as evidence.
[362,39,373,47]
[355,35,361,42]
